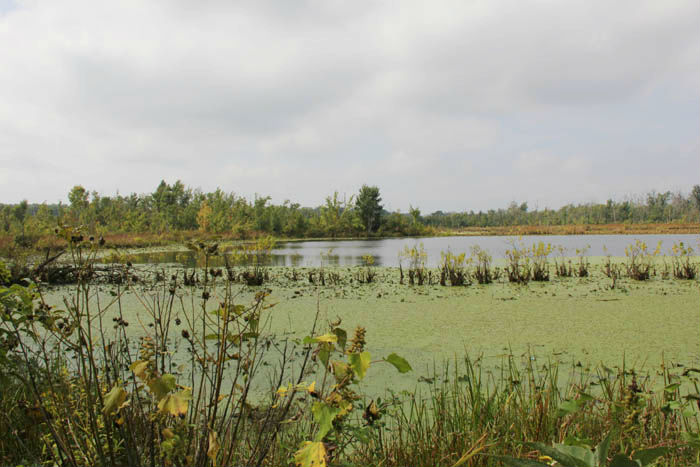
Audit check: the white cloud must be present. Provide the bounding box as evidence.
[0,0,697,211]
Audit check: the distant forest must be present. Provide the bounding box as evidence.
[1,181,699,240]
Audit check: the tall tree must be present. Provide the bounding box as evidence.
[356,185,383,234]
[692,185,700,212]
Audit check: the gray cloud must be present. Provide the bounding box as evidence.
[0,0,697,211]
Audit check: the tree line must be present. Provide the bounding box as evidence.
[1,182,699,241]
[424,188,700,228]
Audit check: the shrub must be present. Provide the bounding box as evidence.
[670,241,697,280]
[554,245,573,278]
[505,238,531,284]
[439,249,469,286]
[470,245,499,284]
[530,241,552,281]
[399,243,428,285]
[625,240,660,280]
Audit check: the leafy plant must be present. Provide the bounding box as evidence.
[670,241,697,280]
[287,326,412,467]
[530,241,552,281]
[355,254,377,284]
[494,433,669,467]
[399,243,428,285]
[440,249,470,286]
[470,245,499,284]
[505,238,531,284]
[624,240,660,281]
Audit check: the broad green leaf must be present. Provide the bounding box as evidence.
[558,399,582,416]
[349,351,371,380]
[632,447,668,467]
[293,441,326,467]
[318,347,330,367]
[157,388,192,417]
[553,444,595,467]
[103,384,127,416]
[332,328,347,350]
[608,454,639,467]
[664,383,681,392]
[385,353,412,373]
[148,374,177,400]
[489,456,549,466]
[682,431,700,448]
[595,433,611,467]
[527,442,591,467]
[312,402,340,441]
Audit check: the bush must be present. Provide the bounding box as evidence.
[399,243,428,285]
[439,249,469,286]
[671,241,697,280]
[625,240,660,280]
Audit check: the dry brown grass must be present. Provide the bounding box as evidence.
[437,223,700,237]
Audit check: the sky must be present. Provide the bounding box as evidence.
[0,0,698,213]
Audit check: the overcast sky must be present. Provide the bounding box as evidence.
[0,0,698,212]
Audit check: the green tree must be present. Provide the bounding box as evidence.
[355,185,383,235]
[12,200,28,235]
[691,185,700,212]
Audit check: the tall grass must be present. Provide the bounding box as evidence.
[1,229,699,466]
[352,355,699,466]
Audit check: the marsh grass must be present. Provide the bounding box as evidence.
[1,232,700,466]
[351,355,699,467]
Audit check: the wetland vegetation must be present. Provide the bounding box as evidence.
[1,183,699,259]
[1,222,699,466]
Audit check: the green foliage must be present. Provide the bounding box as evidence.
[289,325,411,466]
[440,249,469,286]
[399,243,428,285]
[670,241,697,280]
[384,353,412,373]
[471,245,499,284]
[497,434,669,467]
[356,185,383,234]
[624,240,660,280]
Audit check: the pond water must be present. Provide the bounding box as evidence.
[120,233,699,268]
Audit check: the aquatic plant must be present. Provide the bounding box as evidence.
[440,250,469,286]
[624,240,661,281]
[399,243,428,285]
[670,241,697,280]
[470,245,499,284]
[505,238,531,284]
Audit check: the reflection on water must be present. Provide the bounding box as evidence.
[116,233,700,268]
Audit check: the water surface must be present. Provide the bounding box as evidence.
[121,233,700,268]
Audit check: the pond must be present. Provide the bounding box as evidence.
[119,233,700,268]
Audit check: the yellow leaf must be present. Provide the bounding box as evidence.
[130,360,149,380]
[207,430,220,467]
[102,384,127,417]
[312,334,338,344]
[306,381,316,394]
[157,389,192,417]
[293,441,326,467]
[148,374,176,400]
